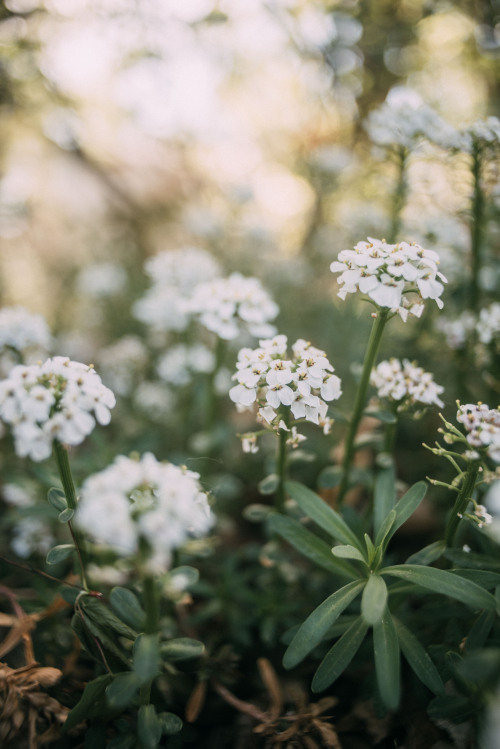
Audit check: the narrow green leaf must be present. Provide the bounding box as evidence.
[332,544,367,564]
[364,409,397,424]
[451,569,500,591]
[80,596,138,640]
[105,672,141,709]
[158,712,183,736]
[393,617,444,695]
[373,608,400,710]
[285,480,363,550]
[58,507,75,523]
[385,482,427,545]
[465,610,496,651]
[268,513,358,579]
[312,617,369,692]
[444,549,500,571]
[47,487,67,512]
[361,575,388,625]
[373,466,396,537]
[160,638,205,662]
[283,580,365,669]
[364,534,375,564]
[374,509,396,551]
[110,587,146,631]
[63,675,114,732]
[242,504,274,522]
[133,634,161,683]
[317,465,343,489]
[405,541,446,566]
[382,565,497,611]
[75,611,131,667]
[258,474,279,495]
[46,544,75,565]
[427,695,476,723]
[138,704,162,749]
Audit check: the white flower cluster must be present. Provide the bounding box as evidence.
[133,247,221,333]
[229,335,342,445]
[97,336,149,397]
[457,403,500,463]
[365,87,458,150]
[185,272,279,341]
[76,453,213,573]
[435,311,476,350]
[76,262,128,298]
[477,302,500,347]
[0,357,116,461]
[330,237,447,320]
[459,116,500,153]
[157,343,215,386]
[370,358,444,411]
[0,306,52,377]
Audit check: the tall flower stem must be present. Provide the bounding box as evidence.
[205,337,226,432]
[388,146,408,244]
[53,440,89,591]
[338,309,390,504]
[445,460,481,547]
[275,427,288,513]
[470,143,484,314]
[140,573,160,706]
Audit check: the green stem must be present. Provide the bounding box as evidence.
[470,144,484,314]
[338,309,390,503]
[53,440,89,590]
[445,461,481,547]
[275,427,288,513]
[388,147,408,244]
[139,574,160,705]
[205,337,226,431]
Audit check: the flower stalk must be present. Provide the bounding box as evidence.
[388,146,408,243]
[338,309,390,503]
[275,425,289,513]
[445,460,481,547]
[140,574,160,705]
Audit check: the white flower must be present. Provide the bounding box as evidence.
[241,434,259,453]
[76,454,214,573]
[286,426,306,449]
[231,335,341,450]
[97,336,148,396]
[456,403,500,463]
[76,262,127,298]
[331,238,447,319]
[0,306,52,377]
[11,517,55,558]
[370,358,444,411]
[459,116,500,153]
[436,312,476,350]
[477,303,500,346]
[157,343,215,386]
[0,357,116,461]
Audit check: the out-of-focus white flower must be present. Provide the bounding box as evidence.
[157,343,215,386]
[230,335,341,450]
[0,357,115,461]
[0,306,52,377]
[365,87,459,150]
[370,358,444,411]
[76,453,214,574]
[435,311,476,350]
[133,248,221,333]
[97,336,149,397]
[241,433,259,453]
[76,262,128,298]
[456,403,500,463]
[186,273,279,341]
[477,302,500,347]
[11,517,55,558]
[133,381,174,421]
[459,116,500,153]
[330,237,447,320]
[2,482,35,507]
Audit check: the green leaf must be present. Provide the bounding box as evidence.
[364,409,397,424]
[46,544,75,565]
[47,487,67,512]
[405,541,446,566]
[312,617,369,692]
[160,637,205,662]
[80,596,138,640]
[285,480,363,550]
[58,507,75,523]
[385,482,427,545]
[444,548,500,571]
[373,608,400,710]
[138,704,162,749]
[382,565,497,611]
[108,736,135,749]
[427,695,476,723]
[105,672,141,709]
[63,674,114,732]
[268,513,358,579]
[393,617,444,695]
[465,610,496,651]
[317,465,343,489]
[451,568,500,591]
[331,544,367,564]
[283,580,365,670]
[110,587,146,631]
[361,575,388,625]
[258,474,279,495]
[158,712,183,735]
[373,466,396,538]
[242,504,274,522]
[167,565,199,589]
[374,509,396,551]
[133,634,161,683]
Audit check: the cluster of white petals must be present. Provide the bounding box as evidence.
[0,306,52,377]
[436,312,476,350]
[133,247,221,333]
[477,302,500,347]
[76,453,213,573]
[229,335,341,445]
[459,116,500,153]
[157,343,215,386]
[457,403,500,463]
[365,87,459,150]
[97,336,149,396]
[0,357,116,461]
[330,237,447,320]
[370,358,444,411]
[76,262,128,298]
[185,272,279,341]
